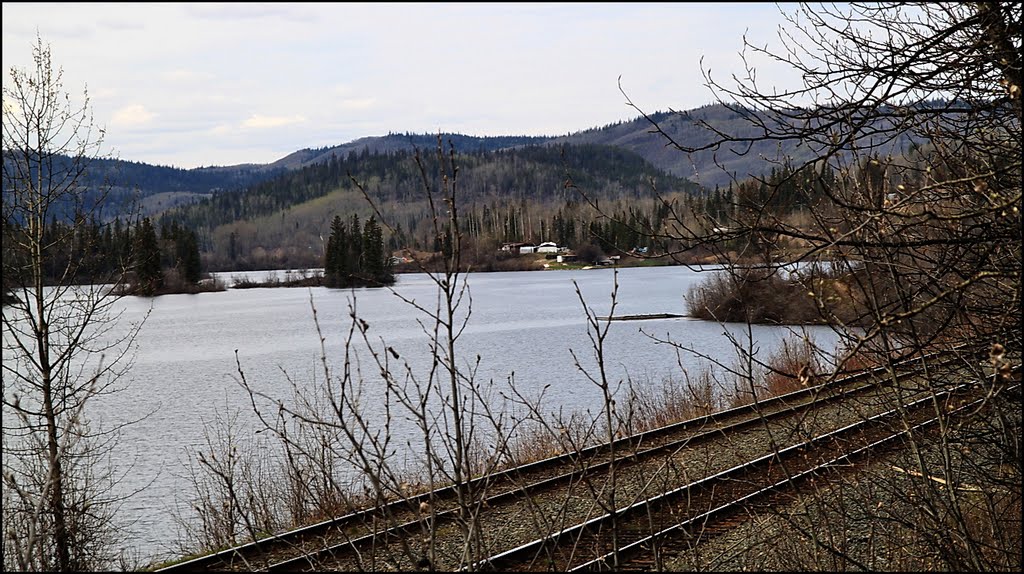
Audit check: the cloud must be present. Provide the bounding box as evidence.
[3,3,797,169]
[242,114,307,129]
[185,3,315,23]
[338,98,376,111]
[111,104,156,127]
[163,68,215,84]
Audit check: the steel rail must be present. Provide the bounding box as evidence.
[262,354,974,571]
[262,378,884,571]
[474,372,1018,572]
[570,377,1023,571]
[154,347,973,572]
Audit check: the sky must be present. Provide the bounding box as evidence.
[3,2,800,170]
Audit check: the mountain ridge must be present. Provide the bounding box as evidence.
[115,103,774,187]
[188,100,918,190]
[32,101,926,221]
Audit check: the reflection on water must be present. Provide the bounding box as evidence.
[3,265,843,563]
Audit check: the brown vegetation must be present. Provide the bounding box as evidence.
[685,264,866,325]
[116,269,227,296]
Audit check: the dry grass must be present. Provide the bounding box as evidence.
[685,265,867,326]
[726,335,825,408]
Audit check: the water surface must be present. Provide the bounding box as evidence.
[4,265,842,563]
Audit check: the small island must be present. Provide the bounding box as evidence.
[230,214,395,290]
[597,313,686,321]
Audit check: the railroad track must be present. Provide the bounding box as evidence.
[154,348,986,572]
[476,376,1021,572]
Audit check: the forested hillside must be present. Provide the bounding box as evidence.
[159,142,703,271]
[14,102,930,228]
[16,102,934,274]
[81,156,281,194]
[271,133,552,170]
[550,104,927,188]
[256,104,836,188]
[1,154,284,223]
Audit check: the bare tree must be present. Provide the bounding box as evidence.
[2,35,145,571]
[601,2,1020,569]
[626,2,1020,352]
[173,139,528,570]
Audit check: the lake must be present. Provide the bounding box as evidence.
[3,265,843,564]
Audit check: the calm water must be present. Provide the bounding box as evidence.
[4,265,842,563]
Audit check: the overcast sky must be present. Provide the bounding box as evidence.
[3,2,799,169]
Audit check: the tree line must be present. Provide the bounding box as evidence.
[2,216,204,298]
[160,142,704,271]
[168,138,850,273]
[167,142,697,232]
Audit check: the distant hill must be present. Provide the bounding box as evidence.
[257,102,920,190]
[551,104,923,188]
[551,106,798,189]
[12,102,926,223]
[89,157,288,218]
[160,141,703,271]
[269,133,553,170]
[262,105,822,188]
[1,153,286,222]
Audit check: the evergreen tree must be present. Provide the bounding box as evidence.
[322,212,393,288]
[178,228,202,284]
[346,213,362,284]
[113,218,131,271]
[324,215,346,287]
[133,217,163,295]
[228,230,238,262]
[361,215,392,286]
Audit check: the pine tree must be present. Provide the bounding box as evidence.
[346,213,362,284]
[323,212,393,288]
[178,228,202,284]
[133,217,163,295]
[324,215,346,288]
[361,215,392,286]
